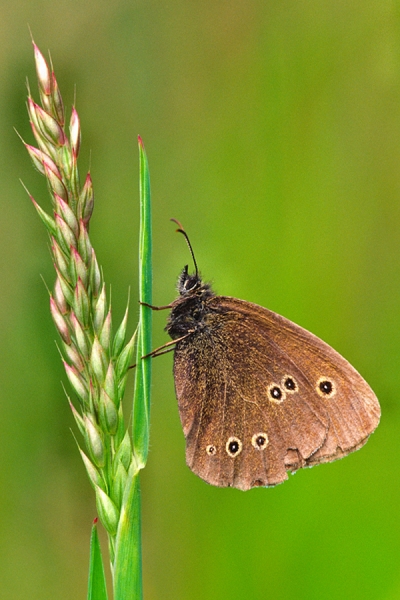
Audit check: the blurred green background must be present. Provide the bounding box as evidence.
[1,1,399,598]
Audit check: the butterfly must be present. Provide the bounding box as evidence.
[145,220,380,490]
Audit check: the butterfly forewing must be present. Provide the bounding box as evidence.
[173,296,380,490]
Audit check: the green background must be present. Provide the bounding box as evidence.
[1,1,398,598]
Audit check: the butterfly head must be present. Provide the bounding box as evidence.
[167,220,215,338]
[166,266,215,339]
[177,265,214,299]
[178,265,201,294]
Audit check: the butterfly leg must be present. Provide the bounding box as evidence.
[139,301,173,311]
[129,332,193,369]
[141,336,185,359]
[144,332,194,358]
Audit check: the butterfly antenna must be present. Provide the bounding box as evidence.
[170,218,199,277]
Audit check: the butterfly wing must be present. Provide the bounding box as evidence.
[173,296,380,491]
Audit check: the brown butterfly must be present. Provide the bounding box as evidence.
[145,220,380,491]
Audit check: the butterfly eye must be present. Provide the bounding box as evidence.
[183,275,199,292]
[267,384,286,403]
[206,444,217,456]
[281,375,298,394]
[316,376,336,398]
[226,436,243,457]
[251,433,269,450]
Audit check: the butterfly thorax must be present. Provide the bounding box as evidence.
[166,267,216,339]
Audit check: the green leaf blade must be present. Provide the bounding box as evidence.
[113,471,142,600]
[87,520,108,600]
[133,137,152,467]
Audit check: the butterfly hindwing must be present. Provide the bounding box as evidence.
[173,296,380,490]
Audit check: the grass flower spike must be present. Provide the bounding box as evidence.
[22,41,150,599]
